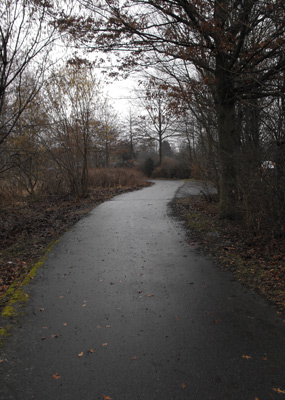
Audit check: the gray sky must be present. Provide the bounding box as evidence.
[105,76,139,116]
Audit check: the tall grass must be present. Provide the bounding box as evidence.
[0,167,147,205]
[88,168,146,188]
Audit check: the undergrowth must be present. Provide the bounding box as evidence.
[172,195,285,315]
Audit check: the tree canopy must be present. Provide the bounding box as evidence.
[58,0,285,218]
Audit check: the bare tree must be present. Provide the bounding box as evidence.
[44,62,103,197]
[123,107,141,160]
[135,78,181,165]
[94,100,120,167]
[2,82,50,197]
[0,0,58,147]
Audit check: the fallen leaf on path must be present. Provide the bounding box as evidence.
[273,388,285,394]
[63,323,67,327]
[147,294,154,297]
[263,357,267,361]
[42,326,48,329]
[52,372,61,380]
[41,337,46,341]
[103,396,112,400]
[82,304,86,307]
[130,357,137,360]
[105,325,111,328]
[78,352,83,357]
[138,273,143,276]
[102,343,108,346]
[88,348,95,353]
[181,383,186,389]
[242,355,252,360]
[39,308,44,312]
[51,334,59,339]
[213,319,221,324]
[59,296,64,299]
[0,359,3,363]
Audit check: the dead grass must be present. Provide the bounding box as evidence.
[88,168,145,188]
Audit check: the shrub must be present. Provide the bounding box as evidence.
[238,167,285,237]
[142,157,155,177]
[0,180,22,205]
[152,157,190,179]
[88,167,146,188]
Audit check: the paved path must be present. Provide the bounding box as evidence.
[1,180,284,400]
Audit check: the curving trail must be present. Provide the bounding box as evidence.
[0,180,284,400]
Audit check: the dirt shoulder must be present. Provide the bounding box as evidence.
[0,183,151,308]
[171,194,285,315]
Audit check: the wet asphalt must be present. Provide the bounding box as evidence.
[0,180,284,400]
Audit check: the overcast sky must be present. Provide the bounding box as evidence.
[105,75,140,116]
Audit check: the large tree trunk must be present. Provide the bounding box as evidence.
[215,70,240,220]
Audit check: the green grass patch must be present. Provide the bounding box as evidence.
[0,325,12,346]
[0,238,59,347]
[186,213,217,232]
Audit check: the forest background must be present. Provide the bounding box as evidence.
[0,0,284,312]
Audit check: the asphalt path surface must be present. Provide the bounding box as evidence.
[1,180,284,400]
